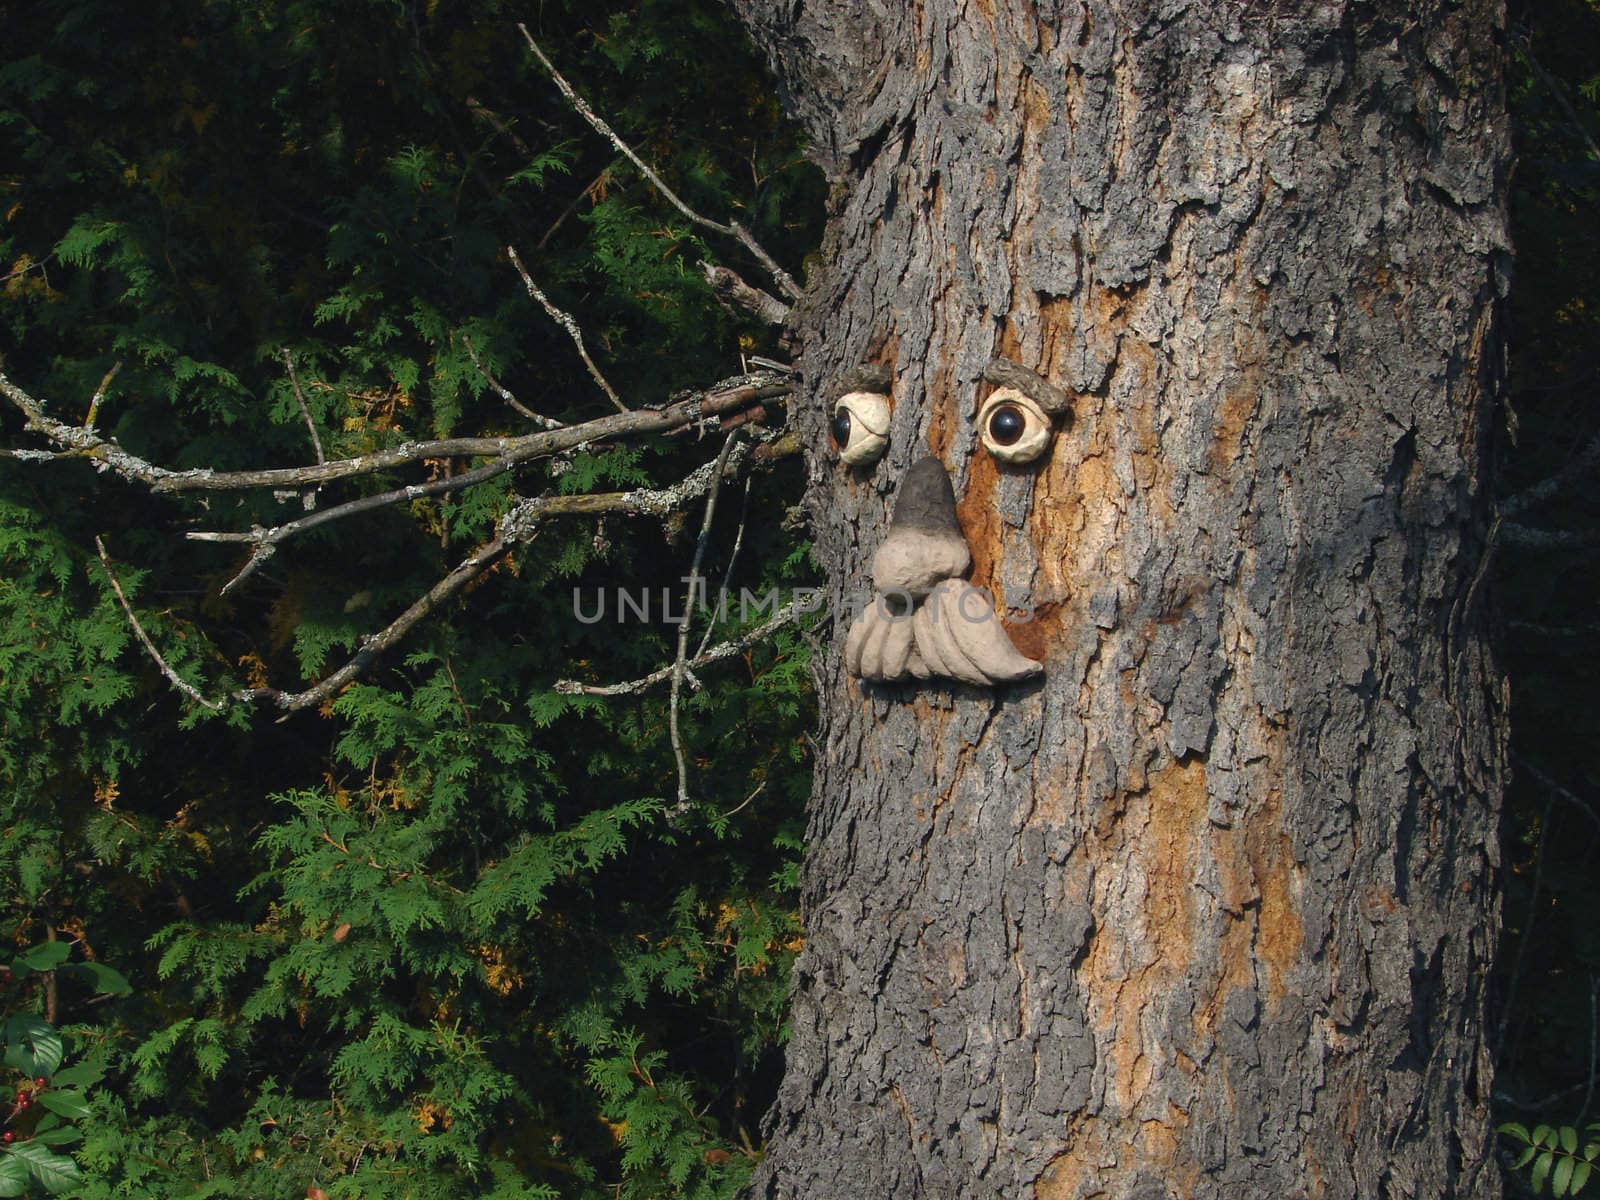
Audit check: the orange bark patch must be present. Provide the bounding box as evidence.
[923,346,961,461]
[1035,1133,1100,1200]
[1208,292,1267,474]
[1209,383,1258,475]
[1039,443,1105,569]
[1034,1104,1198,1199]
[955,444,1003,592]
[1092,281,1142,335]
[1081,757,1207,1109]
[1023,75,1052,139]
[1038,296,1076,376]
[1199,822,1259,1041]
[1254,811,1304,1011]
[1457,304,1493,462]
[1198,777,1305,1040]
[1002,600,1064,664]
[1136,755,1208,976]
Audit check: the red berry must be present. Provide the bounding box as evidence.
[1,1132,13,1143]
[32,1078,44,1088]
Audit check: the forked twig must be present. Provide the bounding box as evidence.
[669,431,740,813]
[518,24,802,302]
[506,244,625,412]
[553,600,801,697]
[0,367,790,493]
[103,432,799,712]
[1502,423,1600,519]
[281,349,326,465]
[696,475,753,661]
[83,360,123,431]
[460,332,564,429]
[95,537,223,712]
[240,530,515,714]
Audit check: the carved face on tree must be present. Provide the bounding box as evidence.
[836,365,1066,689]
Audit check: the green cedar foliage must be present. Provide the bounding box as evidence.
[0,1,823,1196]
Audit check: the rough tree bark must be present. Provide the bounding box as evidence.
[727,1,1510,1196]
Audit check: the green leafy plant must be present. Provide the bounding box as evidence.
[1500,1122,1600,1197]
[1,943,129,1197]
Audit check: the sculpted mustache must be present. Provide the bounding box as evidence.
[844,457,1042,689]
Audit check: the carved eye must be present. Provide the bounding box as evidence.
[832,391,892,466]
[977,387,1053,464]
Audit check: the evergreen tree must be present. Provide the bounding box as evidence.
[1,2,823,1196]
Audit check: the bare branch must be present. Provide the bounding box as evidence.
[746,356,795,374]
[0,447,75,463]
[1500,522,1600,550]
[215,543,277,596]
[0,251,54,286]
[669,432,741,812]
[749,429,801,465]
[1494,1080,1593,1112]
[517,23,802,302]
[554,600,802,697]
[1511,28,1600,169]
[1,366,789,494]
[191,453,528,590]
[460,333,564,429]
[7,358,800,717]
[1506,619,1600,638]
[1515,754,1600,838]
[95,536,224,712]
[194,430,801,577]
[210,433,798,704]
[721,779,766,819]
[505,244,625,412]
[1502,423,1600,518]
[667,400,774,439]
[1,370,177,487]
[464,94,533,157]
[281,349,326,466]
[241,530,515,714]
[702,263,790,326]
[83,360,122,431]
[500,445,776,536]
[250,437,802,714]
[696,475,754,661]
[1493,786,1558,1065]
[116,523,516,716]
[539,167,610,249]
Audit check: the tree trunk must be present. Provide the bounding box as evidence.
[731,1,1510,1197]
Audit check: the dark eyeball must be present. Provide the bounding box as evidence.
[830,409,854,448]
[987,404,1026,445]
[832,392,891,466]
[977,388,1052,463]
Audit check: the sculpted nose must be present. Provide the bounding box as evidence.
[870,457,971,597]
[846,456,1043,688]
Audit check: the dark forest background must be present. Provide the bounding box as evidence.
[0,0,1594,1195]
